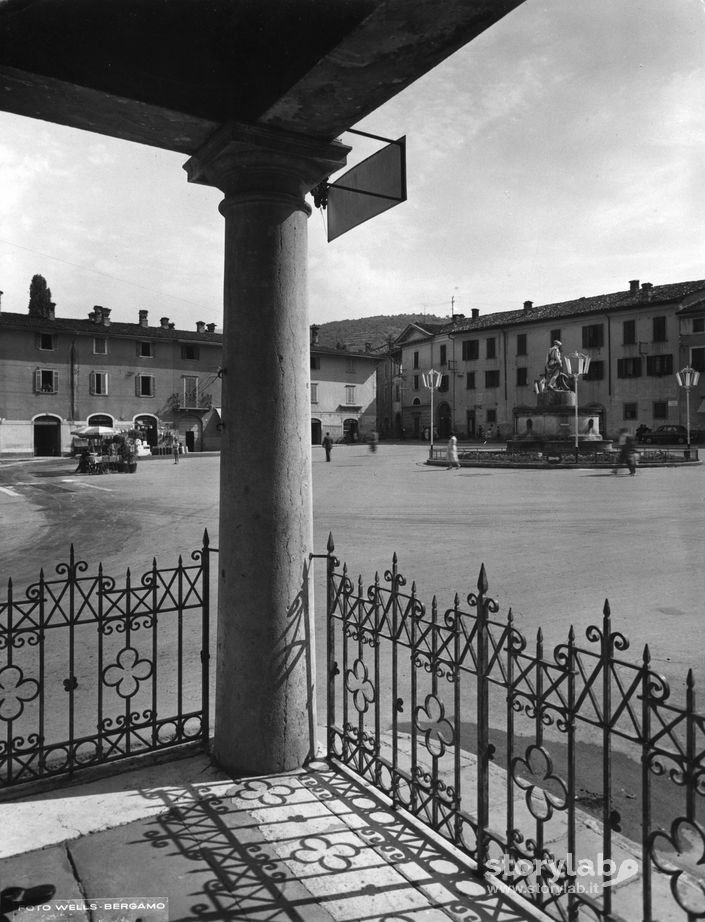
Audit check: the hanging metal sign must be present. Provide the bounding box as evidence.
[325,133,406,241]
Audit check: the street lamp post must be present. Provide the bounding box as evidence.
[563,352,591,462]
[422,369,442,460]
[676,366,701,459]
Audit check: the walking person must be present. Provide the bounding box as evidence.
[447,432,460,470]
[322,432,333,462]
[612,428,636,474]
[172,438,180,464]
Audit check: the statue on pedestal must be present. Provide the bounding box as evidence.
[540,340,572,392]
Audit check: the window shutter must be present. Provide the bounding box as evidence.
[52,371,59,393]
[90,372,96,395]
[34,369,42,392]
[104,373,109,396]
[135,375,141,397]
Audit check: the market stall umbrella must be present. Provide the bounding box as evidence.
[71,426,121,437]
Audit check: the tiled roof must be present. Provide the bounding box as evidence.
[443,280,705,335]
[311,343,381,359]
[0,311,223,342]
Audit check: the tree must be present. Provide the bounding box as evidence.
[28,274,53,318]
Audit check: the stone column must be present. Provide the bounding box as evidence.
[185,123,349,775]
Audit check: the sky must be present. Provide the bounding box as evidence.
[0,0,703,331]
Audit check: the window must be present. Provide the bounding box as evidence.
[310,356,320,370]
[182,376,199,407]
[89,371,108,395]
[486,409,497,424]
[39,333,54,351]
[413,351,419,369]
[181,344,200,361]
[345,385,356,404]
[516,333,527,356]
[584,360,604,381]
[694,318,705,333]
[93,337,108,355]
[485,369,500,388]
[461,339,479,361]
[691,347,705,372]
[438,374,449,392]
[622,320,636,345]
[413,375,419,391]
[439,344,447,366]
[465,372,475,390]
[617,357,642,378]
[623,403,638,420]
[394,384,400,401]
[136,374,155,397]
[653,401,668,419]
[516,367,528,387]
[486,337,496,359]
[310,383,318,404]
[652,316,667,342]
[138,341,153,358]
[550,329,561,345]
[582,324,604,348]
[646,354,673,377]
[34,369,58,393]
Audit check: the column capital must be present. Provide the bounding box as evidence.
[184,121,350,201]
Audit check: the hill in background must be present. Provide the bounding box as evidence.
[315,313,447,352]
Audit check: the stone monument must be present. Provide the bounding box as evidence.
[507,341,611,457]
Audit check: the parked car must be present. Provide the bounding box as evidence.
[641,425,689,444]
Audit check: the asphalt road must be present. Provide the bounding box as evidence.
[1,446,703,749]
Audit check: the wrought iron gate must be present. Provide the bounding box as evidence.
[0,532,213,791]
[325,534,705,922]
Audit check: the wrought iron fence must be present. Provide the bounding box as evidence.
[325,535,704,922]
[0,532,214,791]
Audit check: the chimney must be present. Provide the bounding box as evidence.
[206,323,216,333]
[310,324,320,345]
[100,307,111,326]
[364,342,372,353]
[47,302,55,320]
[471,308,480,319]
[523,300,533,312]
[196,321,206,333]
[454,313,465,321]
[0,290,4,311]
[168,322,175,329]
[138,309,148,328]
[641,282,653,301]
[629,279,640,294]
[160,317,170,329]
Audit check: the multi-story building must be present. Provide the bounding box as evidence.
[392,279,705,441]
[309,326,380,444]
[0,302,383,456]
[0,301,224,456]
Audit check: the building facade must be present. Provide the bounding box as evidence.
[309,327,380,444]
[0,303,224,456]
[0,304,384,456]
[392,279,705,441]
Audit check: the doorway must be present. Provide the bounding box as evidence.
[33,415,61,456]
[311,419,321,445]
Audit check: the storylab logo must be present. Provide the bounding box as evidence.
[487,853,640,896]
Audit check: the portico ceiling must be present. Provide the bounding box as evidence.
[0,0,525,154]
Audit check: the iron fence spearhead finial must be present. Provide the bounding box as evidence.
[477,563,488,595]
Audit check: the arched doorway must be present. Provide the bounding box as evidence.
[33,414,61,456]
[87,413,115,427]
[134,414,159,447]
[311,418,321,445]
[438,402,452,439]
